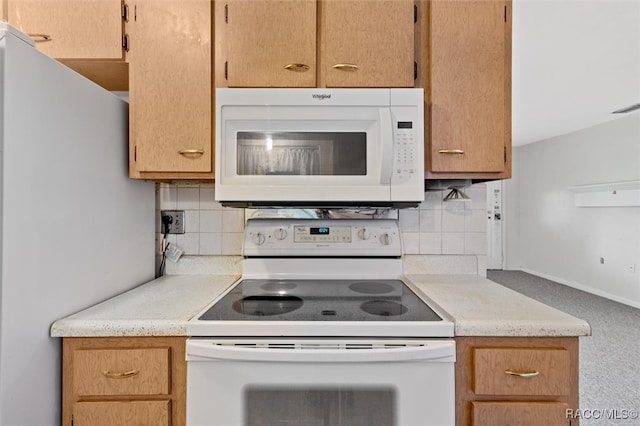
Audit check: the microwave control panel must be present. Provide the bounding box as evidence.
[394,120,417,182]
[243,219,401,257]
[391,104,422,186]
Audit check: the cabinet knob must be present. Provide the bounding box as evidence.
[332,63,359,72]
[102,369,140,379]
[178,149,205,157]
[438,149,465,155]
[504,369,540,378]
[283,63,310,72]
[28,33,52,43]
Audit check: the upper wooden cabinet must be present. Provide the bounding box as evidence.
[128,0,214,179]
[425,0,512,179]
[216,0,415,88]
[6,0,128,90]
[319,0,414,88]
[219,0,316,87]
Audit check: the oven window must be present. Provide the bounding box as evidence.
[244,387,395,426]
[236,132,367,176]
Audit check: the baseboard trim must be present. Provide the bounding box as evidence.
[517,268,640,309]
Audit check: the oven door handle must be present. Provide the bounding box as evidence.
[186,340,455,363]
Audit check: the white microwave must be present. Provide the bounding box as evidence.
[215,88,424,208]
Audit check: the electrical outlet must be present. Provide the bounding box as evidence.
[160,210,185,234]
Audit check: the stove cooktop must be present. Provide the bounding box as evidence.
[188,278,454,338]
[198,279,443,322]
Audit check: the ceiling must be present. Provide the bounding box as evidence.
[512,0,640,146]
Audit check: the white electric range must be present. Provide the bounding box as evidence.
[186,218,455,426]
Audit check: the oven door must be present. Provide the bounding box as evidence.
[186,338,455,426]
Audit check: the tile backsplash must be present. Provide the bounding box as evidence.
[156,182,486,266]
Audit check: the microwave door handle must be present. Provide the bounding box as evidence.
[378,108,394,184]
[186,340,455,363]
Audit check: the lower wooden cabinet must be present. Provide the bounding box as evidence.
[62,336,186,426]
[73,400,170,426]
[456,336,579,426]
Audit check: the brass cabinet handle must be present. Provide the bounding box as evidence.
[332,63,359,72]
[504,369,540,378]
[283,63,310,72]
[102,369,140,379]
[178,149,205,157]
[28,33,52,43]
[438,149,465,155]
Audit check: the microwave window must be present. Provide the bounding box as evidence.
[236,132,367,176]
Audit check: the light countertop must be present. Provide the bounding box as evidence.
[50,275,239,337]
[406,274,591,337]
[51,273,590,338]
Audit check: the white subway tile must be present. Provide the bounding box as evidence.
[401,232,420,254]
[158,185,178,210]
[442,233,465,254]
[222,232,244,255]
[200,210,223,233]
[184,210,200,233]
[464,233,487,255]
[465,209,487,233]
[176,233,200,255]
[419,233,442,254]
[222,209,246,233]
[199,233,223,255]
[442,207,466,232]
[200,186,222,210]
[419,209,442,232]
[176,187,200,210]
[399,209,420,232]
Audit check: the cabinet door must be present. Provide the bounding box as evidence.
[7,0,123,59]
[472,402,570,426]
[429,0,511,175]
[74,401,170,426]
[129,0,212,174]
[223,0,316,87]
[320,0,414,87]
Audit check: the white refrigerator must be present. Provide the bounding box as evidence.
[0,23,155,425]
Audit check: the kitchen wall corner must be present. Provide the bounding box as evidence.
[155,183,487,276]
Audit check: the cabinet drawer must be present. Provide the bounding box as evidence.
[73,348,170,396]
[472,401,569,426]
[473,348,570,396]
[73,400,170,426]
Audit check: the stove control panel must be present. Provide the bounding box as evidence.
[243,219,402,257]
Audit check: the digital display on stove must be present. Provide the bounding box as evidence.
[310,227,330,235]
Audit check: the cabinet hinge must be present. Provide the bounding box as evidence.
[122,34,130,52]
[122,2,129,22]
[414,4,417,23]
[225,4,229,23]
[414,62,417,80]
[225,61,228,80]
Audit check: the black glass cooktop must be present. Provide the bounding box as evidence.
[198,279,443,322]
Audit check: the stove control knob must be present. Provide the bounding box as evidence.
[251,232,266,245]
[357,228,371,240]
[379,232,392,246]
[274,227,288,240]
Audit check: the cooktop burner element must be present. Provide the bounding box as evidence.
[349,281,395,295]
[360,300,408,317]
[231,295,304,316]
